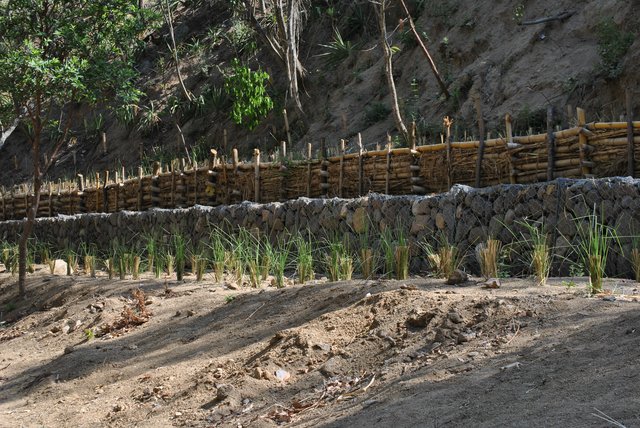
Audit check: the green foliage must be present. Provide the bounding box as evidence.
[364,103,390,126]
[513,4,525,24]
[318,29,355,68]
[596,19,634,80]
[0,1,155,136]
[224,59,273,130]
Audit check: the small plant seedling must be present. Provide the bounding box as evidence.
[84,328,95,341]
[225,295,235,304]
[562,280,577,290]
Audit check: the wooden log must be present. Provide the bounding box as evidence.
[626,88,635,177]
[588,121,640,130]
[170,163,176,207]
[307,143,312,197]
[546,106,555,181]
[137,167,143,211]
[321,138,328,198]
[103,171,109,212]
[339,139,345,198]
[505,113,517,184]
[358,133,364,195]
[577,108,591,177]
[254,148,261,203]
[444,116,453,189]
[474,97,485,187]
[283,109,292,156]
[385,138,392,194]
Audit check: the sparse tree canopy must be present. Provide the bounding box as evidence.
[0,0,154,297]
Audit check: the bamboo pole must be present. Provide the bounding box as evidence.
[208,149,218,206]
[385,136,392,194]
[444,116,452,189]
[254,148,261,203]
[626,88,635,177]
[307,143,312,197]
[358,133,364,195]
[339,139,345,198]
[193,160,198,205]
[474,97,485,187]
[505,113,517,184]
[320,138,329,197]
[281,140,287,163]
[103,171,109,212]
[546,106,555,181]
[101,132,107,154]
[283,109,292,155]
[138,167,143,211]
[577,107,591,177]
[410,121,417,151]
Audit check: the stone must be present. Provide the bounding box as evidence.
[446,269,468,285]
[457,331,476,344]
[435,213,446,230]
[52,259,72,276]
[406,310,435,328]
[481,278,501,289]
[447,311,464,324]
[216,384,235,401]
[274,369,291,383]
[319,357,342,377]
[352,207,368,234]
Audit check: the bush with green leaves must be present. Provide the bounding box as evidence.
[224,59,273,130]
[596,18,634,80]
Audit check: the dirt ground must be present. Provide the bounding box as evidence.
[1,267,639,427]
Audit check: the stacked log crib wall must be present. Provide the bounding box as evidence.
[1,118,640,221]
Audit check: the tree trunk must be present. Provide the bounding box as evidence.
[18,128,42,299]
[376,0,408,142]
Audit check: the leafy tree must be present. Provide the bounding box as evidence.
[224,58,274,130]
[0,0,154,297]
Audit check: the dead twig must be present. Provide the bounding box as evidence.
[520,11,575,26]
[591,408,627,428]
[245,302,267,321]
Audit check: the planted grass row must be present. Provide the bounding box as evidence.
[3,210,640,294]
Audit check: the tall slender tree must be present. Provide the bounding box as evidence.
[0,0,154,298]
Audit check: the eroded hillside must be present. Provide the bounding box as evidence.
[1,0,638,187]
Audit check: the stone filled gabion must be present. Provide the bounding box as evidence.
[1,177,639,277]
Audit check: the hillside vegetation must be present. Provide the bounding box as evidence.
[0,0,638,187]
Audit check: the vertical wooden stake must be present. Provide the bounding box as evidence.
[223,129,228,156]
[577,107,590,177]
[474,96,486,188]
[626,88,635,177]
[357,133,364,196]
[138,166,143,211]
[207,149,218,206]
[306,143,312,197]
[505,113,517,184]
[101,132,107,154]
[320,138,328,198]
[1,188,4,221]
[410,121,417,151]
[254,149,261,203]
[48,183,53,217]
[339,139,345,198]
[170,163,176,207]
[232,148,239,203]
[103,170,109,212]
[281,140,287,162]
[283,109,292,155]
[385,138,392,194]
[546,106,555,181]
[444,117,453,189]
[77,174,85,214]
[193,160,198,205]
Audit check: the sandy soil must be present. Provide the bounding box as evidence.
[1,268,639,427]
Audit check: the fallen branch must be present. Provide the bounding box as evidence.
[520,11,575,26]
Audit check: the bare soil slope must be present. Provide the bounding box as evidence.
[1,269,639,427]
[2,0,639,186]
